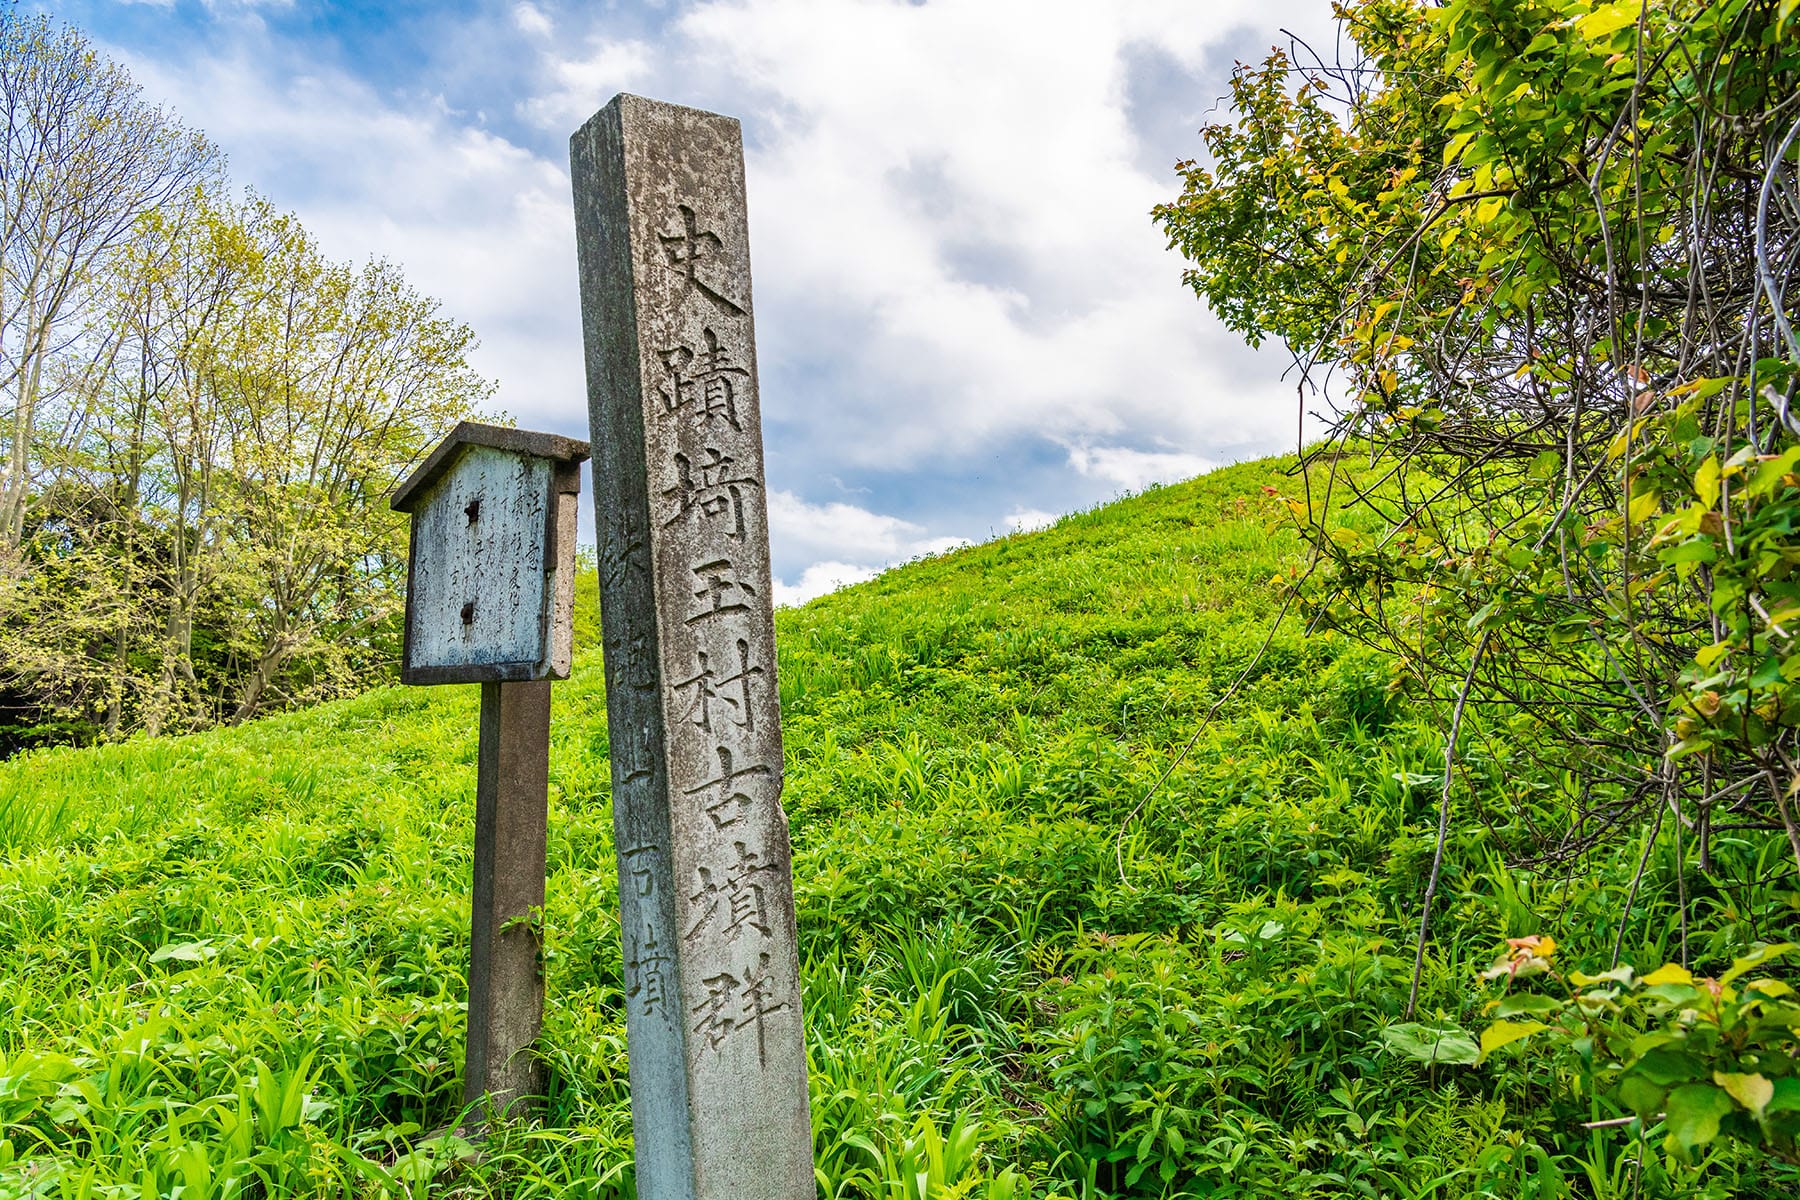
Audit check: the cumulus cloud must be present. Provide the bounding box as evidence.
[767,489,961,567]
[517,37,656,131]
[1067,444,1216,492]
[512,2,553,36]
[763,489,967,602]
[92,0,1340,592]
[773,561,879,607]
[1003,507,1058,533]
[657,0,1323,467]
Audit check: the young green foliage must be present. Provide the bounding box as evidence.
[1158,0,1800,918]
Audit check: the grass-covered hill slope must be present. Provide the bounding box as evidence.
[0,457,1791,1198]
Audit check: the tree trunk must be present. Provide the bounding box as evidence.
[0,292,44,547]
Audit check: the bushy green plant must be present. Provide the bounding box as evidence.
[1040,935,1205,1195]
[1479,937,1800,1164]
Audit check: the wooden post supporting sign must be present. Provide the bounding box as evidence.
[391,421,590,1117]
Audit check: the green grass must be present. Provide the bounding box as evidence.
[0,456,1793,1198]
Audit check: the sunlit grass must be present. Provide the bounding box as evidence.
[0,457,1791,1197]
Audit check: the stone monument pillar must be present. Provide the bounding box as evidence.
[570,93,813,1200]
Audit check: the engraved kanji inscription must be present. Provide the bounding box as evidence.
[601,531,648,589]
[740,955,787,1068]
[670,638,764,733]
[605,627,657,692]
[683,744,774,830]
[659,329,748,432]
[687,557,757,626]
[660,203,745,316]
[626,920,672,1018]
[691,949,792,1065]
[685,839,778,943]
[662,447,758,540]
[622,843,660,896]
[617,742,654,786]
[691,951,790,1066]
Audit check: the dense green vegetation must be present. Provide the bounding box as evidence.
[2,455,1794,1197]
[1155,0,1800,894]
[0,13,486,753]
[1155,3,1800,1176]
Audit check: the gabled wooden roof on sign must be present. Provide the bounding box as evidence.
[390,421,591,514]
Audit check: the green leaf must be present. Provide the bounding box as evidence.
[1661,540,1715,566]
[1714,1071,1774,1117]
[1747,447,1800,498]
[1721,942,1796,985]
[1640,963,1693,987]
[1627,1047,1708,1086]
[149,940,218,965]
[1694,641,1731,670]
[1618,1072,1667,1117]
[1694,455,1720,507]
[1665,1083,1735,1151]
[1381,1023,1481,1065]
[1576,3,1640,39]
[1479,1020,1546,1058]
[1496,993,1564,1017]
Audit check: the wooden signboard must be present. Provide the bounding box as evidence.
[392,421,590,686]
[392,420,589,1117]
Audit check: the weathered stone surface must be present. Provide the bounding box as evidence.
[571,93,812,1200]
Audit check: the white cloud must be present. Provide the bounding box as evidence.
[767,489,960,567]
[764,489,965,602]
[512,2,553,36]
[1003,507,1058,533]
[518,37,655,131]
[1067,444,1215,491]
[660,0,1322,466]
[97,0,1340,598]
[773,561,878,607]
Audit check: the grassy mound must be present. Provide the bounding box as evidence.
[0,457,1791,1198]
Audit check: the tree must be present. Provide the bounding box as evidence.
[0,8,218,548]
[191,195,490,724]
[1157,1,1800,887]
[0,17,491,747]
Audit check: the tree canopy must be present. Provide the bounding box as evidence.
[0,13,490,748]
[1159,0,1800,875]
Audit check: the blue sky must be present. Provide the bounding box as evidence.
[53,0,1336,602]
